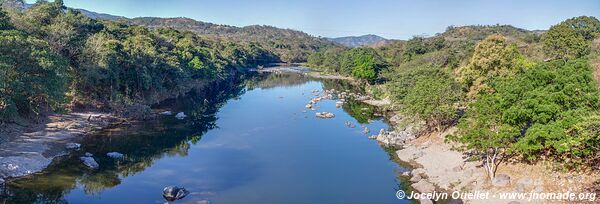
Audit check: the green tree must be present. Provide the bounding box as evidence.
[562,16,600,40]
[459,34,525,98]
[453,59,600,177]
[0,7,12,30]
[0,30,68,120]
[402,70,462,130]
[542,24,589,60]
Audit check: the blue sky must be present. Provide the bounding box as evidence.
[27,0,600,39]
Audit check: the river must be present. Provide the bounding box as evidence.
[1,72,414,204]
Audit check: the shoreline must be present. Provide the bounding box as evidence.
[384,119,599,204]
[0,112,124,184]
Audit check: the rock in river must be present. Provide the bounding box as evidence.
[163,186,189,201]
[175,112,187,120]
[80,156,99,169]
[315,112,335,119]
[107,152,124,159]
[65,143,81,150]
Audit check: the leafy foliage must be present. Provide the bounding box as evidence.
[542,16,600,60]
[0,1,278,121]
[454,60,600,166]
[459,34,530,98]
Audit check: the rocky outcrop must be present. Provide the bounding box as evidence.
[0,112,118,182]
[371,127,416,146]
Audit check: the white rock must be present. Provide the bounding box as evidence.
[175,112,187,120]
[65,143,81,150]
[80,156,99,169]
[107,152,124,159]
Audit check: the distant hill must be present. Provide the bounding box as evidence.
[326,34,391,48]
[128,17,337,62]
[77,9,125,20]
[1,1,336,62]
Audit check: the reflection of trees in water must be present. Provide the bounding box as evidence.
[342,101,381,124]
[1,78,247,204]
[245,73,311,90]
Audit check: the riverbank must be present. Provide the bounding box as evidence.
[391,123,600,204]
[0,112,123,184]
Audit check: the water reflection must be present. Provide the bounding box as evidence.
[1,72,410,204]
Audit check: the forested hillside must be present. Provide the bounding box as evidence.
[128,17,337,62]
[326,34,391,48]
[308,17,600,173]
[0,0,279,122]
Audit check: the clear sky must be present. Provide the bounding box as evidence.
[27,0,600,39]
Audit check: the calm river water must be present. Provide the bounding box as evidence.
[1,72,414,204]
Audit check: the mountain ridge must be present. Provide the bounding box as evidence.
[326,34,391,48]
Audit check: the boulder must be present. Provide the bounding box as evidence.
[410,174,422,182]
[175,112,187,120]
[163,186,189,201]
[412,168,426,176]
[106,152,124,159]
[411,180,435,193]
[65,143,81,150]
[315,112,335,119]
[80,156,99,169]
[492,174,511,187]
[84,152,93,157]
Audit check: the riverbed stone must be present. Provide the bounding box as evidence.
[80,156,99,169]
[65,142,81,150]
[163,186,189,201]
[175,112,187,120]
[411,180,435,193]
[107,152,124,159]
[492,174,511,187]
[315,112,335,119]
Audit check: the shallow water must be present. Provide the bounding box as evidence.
[2,73,412,204]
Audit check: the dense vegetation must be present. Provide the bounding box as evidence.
[128,17,336,63]
[0,0,280,122]
[308,17,600,175]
